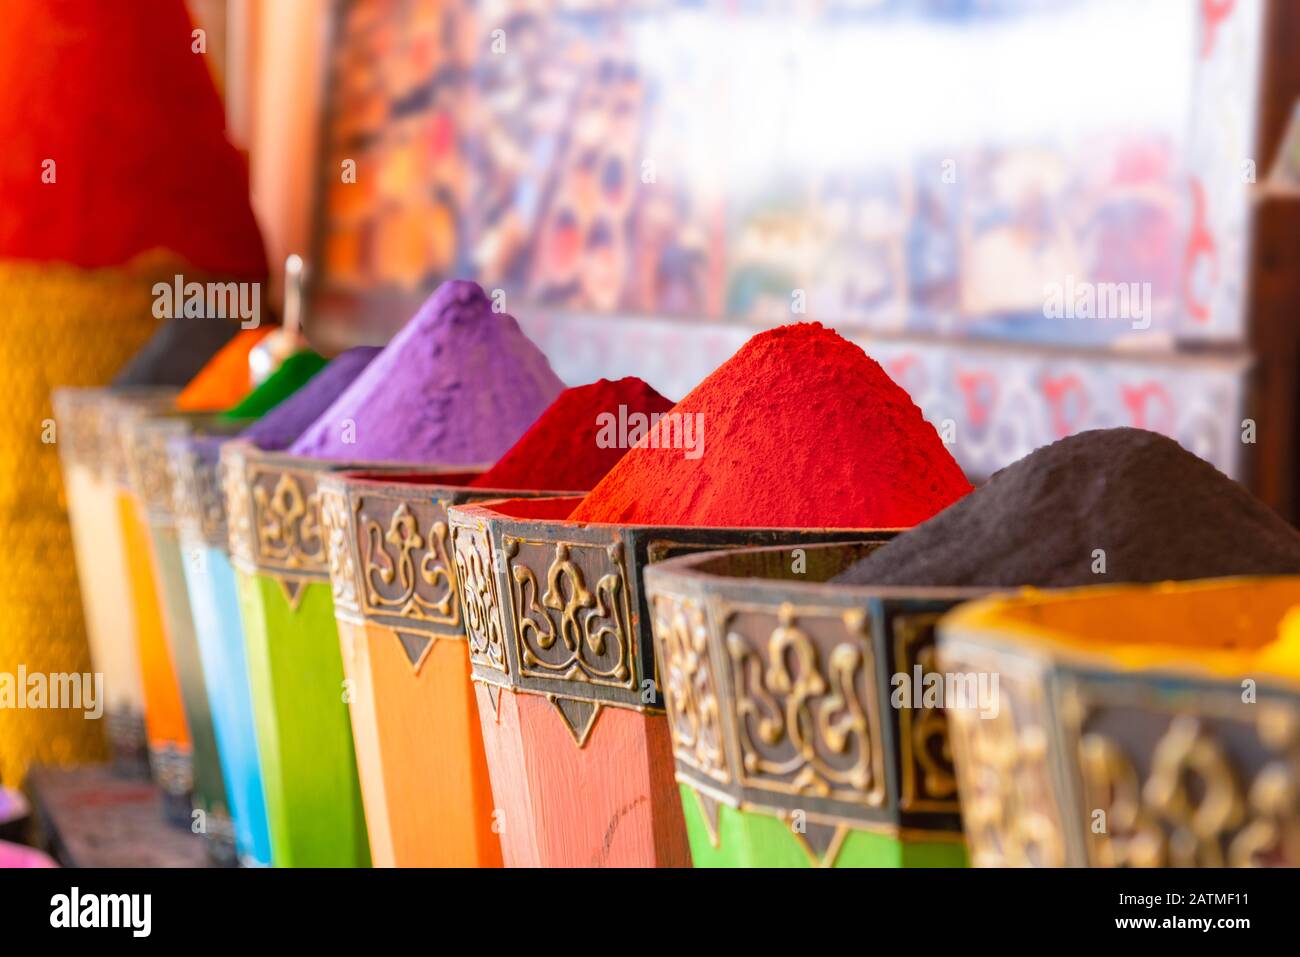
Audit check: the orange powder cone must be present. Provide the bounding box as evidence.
[177,327,274,411]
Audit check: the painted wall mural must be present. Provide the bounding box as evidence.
[312,0,1261,480]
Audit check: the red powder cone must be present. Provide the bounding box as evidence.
[0,0,266,276]
[569,323,973,529]
[0,0,268,784]
[471,377,676,491]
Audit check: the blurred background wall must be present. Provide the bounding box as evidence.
[188,0,1300,518]
[188,0,329,304]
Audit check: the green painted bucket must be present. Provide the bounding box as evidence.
[644,541,970,868]
[221,441,375,867]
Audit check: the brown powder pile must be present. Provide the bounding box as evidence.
[836,428,1300,588]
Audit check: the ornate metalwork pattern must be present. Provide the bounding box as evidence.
[170,445,228,548]
[505,538,635,690]
[358,496,458,628]
[944,649,1067,868]
[892,612,958,812]
[194,458,227,544]
[451,521,508,677]
[170,446,201,535]
[1069,688,1300,868]
[1230,707,1300,867]
[103,395,174,490]
[250,466,327,575]
[126,421,178,523]
[449,506,884,727]
[319,482,360,617]
[725,604,885,807]
[651,591,729,785]
[51,388,104,473]
[222,445,256,568]
[103,407,133,489]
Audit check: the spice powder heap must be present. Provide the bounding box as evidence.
[836,427,1300,588]
[470,377,675,491]
[290,280,563,464]
[0,0,267,277]
[224,350,325,419]
[112,319,239,388]
[568,322,971,528]
[176,327,273,411]
[240,347,380,452]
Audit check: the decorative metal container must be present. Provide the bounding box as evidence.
[111,394,199,828]
[222,442,422,867]
[446,497,883,867]
[642,541,972,867]
[126,412,251,863]
[52,387,176,774]
[171,428,273,868]
[937,576,1300,868]
[320,472,580,867]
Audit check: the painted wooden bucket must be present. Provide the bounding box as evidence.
[643,542,971,867]
[446,497,888,867]
[937,577,1300,868]
[53,387,176,775]
[221,442,424,867]
[126,412,250,863]
[111,396,194,826]
[318,472,585,867]
[171,430,273,868]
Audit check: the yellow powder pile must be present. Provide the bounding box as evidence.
[946,577,1300,682]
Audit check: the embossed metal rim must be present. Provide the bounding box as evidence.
[130,413,246,528]
[224,444,492,581]
[640,539,986,833]
[322,470,587,638]
[84,388,181,488]
[170,432,232,549]
[52,387,109,473]
[125,415,192,526]
[642,540,987,605]
[447,499,894,717]
[224,444,341,579]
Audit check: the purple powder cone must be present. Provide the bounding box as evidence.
[287,280,564,464]
[183,432,229,469]
[242,346,381,451]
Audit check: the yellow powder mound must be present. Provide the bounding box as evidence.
[943,576,1300,684]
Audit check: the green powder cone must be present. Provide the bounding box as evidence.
[223,350,326,420]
